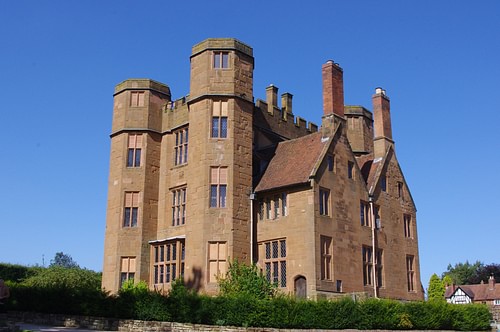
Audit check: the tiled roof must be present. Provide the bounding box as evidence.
[445,280,500,301]
[255,132,328,193]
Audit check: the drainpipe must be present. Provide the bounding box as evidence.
[369,195,378,298]
[249,192,256,264]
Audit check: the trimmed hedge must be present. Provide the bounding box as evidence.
[4,282,492,330]
[0,263,41,282]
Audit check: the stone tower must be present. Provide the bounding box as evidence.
[102,79,171,291]
[184,38,254,292]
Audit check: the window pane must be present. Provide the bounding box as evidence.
[319,192,324,215]
[210,185,217,207]
[127,149,134,167]
[280,261,287,287]
[120,273,127,287]
[280,240,286,257]
[123,208,130,227]
[131,207,138,227]
[214,53,221,68]
[281,193,287,216]
[212,118,219,137]
[220,117,228,138]
[219,185,227,207]
[360,202,365,226]
[274,197,279,219]
[265,242,270,259]
[258,201,264,220]
[272,241,278,259]
[135,149,141,167]
[222,53,229,68]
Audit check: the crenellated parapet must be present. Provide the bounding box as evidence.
[254,84,318,140]
[162,96,189,131]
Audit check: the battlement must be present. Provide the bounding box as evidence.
[163,95,188,111]
[255,98,318,139]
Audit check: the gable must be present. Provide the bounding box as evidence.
[448,287,473,304]
[367,146,417,210]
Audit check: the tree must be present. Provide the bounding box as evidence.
[427,273,445,302]
[217,260,276,299]
[442,275,453,287]
[470,263,500,284]
[49,252,79,269]
[442,260,482,285]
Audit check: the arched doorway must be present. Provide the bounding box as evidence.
[294,275,307,299]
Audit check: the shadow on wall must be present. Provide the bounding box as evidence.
[184,267,203,292]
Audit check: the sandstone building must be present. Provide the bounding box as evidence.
[102,38,423,300]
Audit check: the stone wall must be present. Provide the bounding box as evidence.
[6,312,494,332]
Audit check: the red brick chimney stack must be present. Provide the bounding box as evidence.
[322,60,344,117]
[372,87,392,140]
[489,275,495,290]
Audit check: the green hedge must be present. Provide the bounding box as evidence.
[4,282,492,330]
[0,263,41,282]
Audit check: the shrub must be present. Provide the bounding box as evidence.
[217,260,276,299]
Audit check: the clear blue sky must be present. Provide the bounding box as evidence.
[1,1,499,292]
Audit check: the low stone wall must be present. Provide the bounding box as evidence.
[5,311,494,332]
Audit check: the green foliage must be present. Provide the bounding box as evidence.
[427,273,446,302]
[449,302,492,331]
[442,260,483,285]
[166,279,201,323]
[442,274,453,287]
[217,259,276,299]
[49,252,79,269]
[21,266,101,290]
[117,280,169,321]
[472,263,500,284]
[441,261,500,285]
[3,263,492,331]
[0,263,42,282]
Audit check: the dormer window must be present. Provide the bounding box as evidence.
[214,51,229,69]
